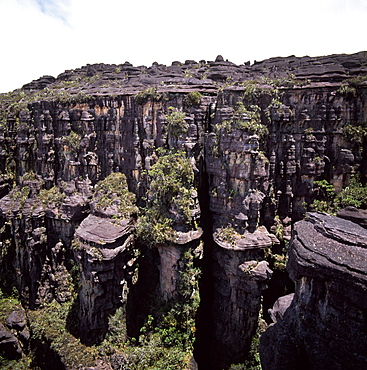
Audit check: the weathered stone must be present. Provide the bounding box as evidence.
[0,323,22,359]
[210,229,273,370]
[268,293,294,323]
[337,206,367,229]
[1,51,367,368]
[6,309,26,331]
[260,213,367,370]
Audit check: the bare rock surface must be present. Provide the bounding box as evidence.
[337,206,367,229]
[260,212,367,370]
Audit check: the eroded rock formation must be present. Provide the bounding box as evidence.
[0,51,366,368]
[260,212,367,370]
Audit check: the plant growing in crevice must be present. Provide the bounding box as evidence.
[342,122,367,148]
[311,179,336,213]
[136,149,196,246]
[134,87,162,104]
[154,248,200,350]
[61,130,81,156]
[310,176,367,213]
[337,84,357,98]
[7,186,30,214]
[37,186,66,209]
[92,172,138,219]
[183,91,202,107]
[165,107,188,142]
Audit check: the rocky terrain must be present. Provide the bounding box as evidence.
[260,212,367,370]
[0,51,366,369]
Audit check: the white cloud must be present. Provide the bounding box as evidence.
[0,0,366,93]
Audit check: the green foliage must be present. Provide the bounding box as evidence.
[313,180,335,201]
[61,130,81,155]
[311,180,336,214]
[183,91,202,107]
[264,246,288,271]
[337,84,357,98]
[117,337,190,370]
[343,122,367,147]
[37,186,66,209]
[217,101,268,139]
[0,355,32,370]
[134,88,162,104]
[311,176,367,213]
[8,186,30,214]
[165,107,188,139]
[28,300,97,368]
[0,294,21,324]
[114,248,200,369]
[334,176,367,209]
[216,226,238,247]
[19,171,38,183]
[0,89,91,119]
[344,74,367,87]
[242,334,262,370]
[93,172,138,219]
[137,150,195,245]
[154,249,200,350]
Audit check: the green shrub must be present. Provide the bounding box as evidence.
[93,172,138,219]
[8,186,30,214]
[38,186,66,209]
[134,88,162,104]
[334,176,367,209]
[183,91,202,107]
[343,122,367,147]
[165,107,188,140]
[311,176,367,213]
[337,84,357,98]
[137,150,195,246]
[217,102,268,139]
[61,131,81,155]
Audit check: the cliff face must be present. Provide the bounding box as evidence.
[260,212,367,370]
[0,52,367,369]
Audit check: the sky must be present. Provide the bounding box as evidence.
[0,0,366,93]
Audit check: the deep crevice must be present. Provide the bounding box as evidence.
[194,156,215,369]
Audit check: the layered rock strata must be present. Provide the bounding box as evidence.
[74,215,137,344]
[260,212,367,370]
[210,228,273,369]
[0,52,366,367]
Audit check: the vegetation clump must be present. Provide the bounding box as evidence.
[28,300,97,368]
[93,172,138,219]
[215,99,268,141]
[165,107,188,140]
[311,176,367,213]
[183,91,202,107]
[134,87,162,104]
[38,186,66,209]
[342,122,367,148]
[137,149,195,246]
[61,130,81,155]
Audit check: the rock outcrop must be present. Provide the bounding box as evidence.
[210,228,273,369]
[0,51,367,368]
[74,215,137,344]
[260,212,367,370]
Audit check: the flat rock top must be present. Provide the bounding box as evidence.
[290,212,367,284]
[214,226,274,250]
[16,51,367,96]
[75,214,132,246]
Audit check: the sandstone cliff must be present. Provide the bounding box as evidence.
[0,52,366,369]
[260,212,367,370]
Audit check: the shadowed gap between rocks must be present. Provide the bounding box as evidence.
[193,159,216,369]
